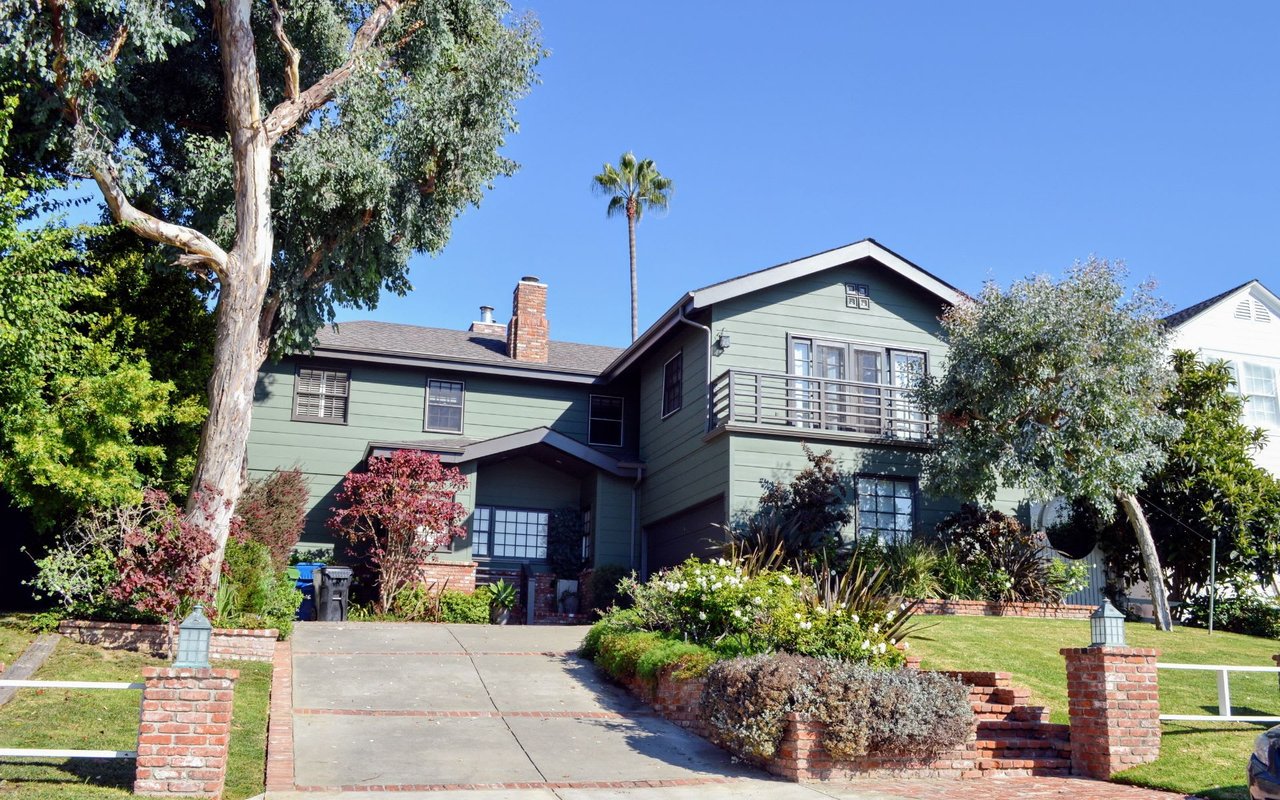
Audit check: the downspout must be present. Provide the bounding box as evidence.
[630,465,645,576]
[675,304,714,432]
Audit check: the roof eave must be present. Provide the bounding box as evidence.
[306,345,605,384]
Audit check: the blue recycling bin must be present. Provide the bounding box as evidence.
[293,562,325,621]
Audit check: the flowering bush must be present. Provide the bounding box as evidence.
[329,451,468,612]
[615,555,907,667]
[704,653,972,762]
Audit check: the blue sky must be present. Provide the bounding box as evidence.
[75,3,1280,348]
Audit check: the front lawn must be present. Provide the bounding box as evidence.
[0,614,39,666]
[912,615,1277,799]
[0,638,272,800]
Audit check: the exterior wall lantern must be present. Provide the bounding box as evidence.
[1090,599,1127,647]
[714,332,731,351]
[173,604,213,668]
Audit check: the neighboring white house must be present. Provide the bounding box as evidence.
[1165,279,1280,477]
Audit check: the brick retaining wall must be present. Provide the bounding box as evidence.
[616,665,1071,781]
[915,599,1095,619]
[58,620,278,662]
[419,561,477,594]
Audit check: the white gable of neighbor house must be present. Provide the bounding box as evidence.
[1169,282,1280,476]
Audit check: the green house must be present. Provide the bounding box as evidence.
[247,239,1000,608]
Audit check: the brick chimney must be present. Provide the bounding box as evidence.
[468,305,507,337]
[506,277,549,363]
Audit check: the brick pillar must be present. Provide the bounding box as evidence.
[1061,646,1160,779]
[135,667,238,797]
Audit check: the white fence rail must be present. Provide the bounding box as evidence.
[0,679,143,759]
[1156,663,1280,723]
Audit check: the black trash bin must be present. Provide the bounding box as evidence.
[315,566,352,621]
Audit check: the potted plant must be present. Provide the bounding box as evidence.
[489,579,516,625]
[559,589,579,616]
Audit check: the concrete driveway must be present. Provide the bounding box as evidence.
[266,623,1193,800]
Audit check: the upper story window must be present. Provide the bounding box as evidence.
[789,336,926,389]
[856,476,916,544]
[1240,362,1279,426]
[425,378,464,433]
[293,366,350,424]
[589,395,624,446]
[662,351,684,418]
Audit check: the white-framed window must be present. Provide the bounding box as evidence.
[425,378,464,433]
[787,334,927,438]
[1241,362,1279,426]
[470,506,548,560]
[856,476,916,544]
[662,351,684,418]
[293,366,350,423]
[589,395,624,446]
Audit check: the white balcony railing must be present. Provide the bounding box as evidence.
[709,369,934,443]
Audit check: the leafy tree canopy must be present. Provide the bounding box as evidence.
[1063,351,1280,599]
[2,0,544,354]
[0,96,210,528]
[917,258,1182,510]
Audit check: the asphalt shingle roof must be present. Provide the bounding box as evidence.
[313,320,623,375]
[1163,280,1255,328]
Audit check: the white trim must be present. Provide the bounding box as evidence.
[587,394,625,447]
[0,748,138,759]
[424,377,466,434]
[690,240,963,310]
[0,680,145,689]
[661,351,684,419]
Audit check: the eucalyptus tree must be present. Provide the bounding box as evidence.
[915,259,1182,629]
[1,0,542,577]
[592,152,673,341]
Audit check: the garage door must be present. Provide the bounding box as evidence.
[644,495,727,574]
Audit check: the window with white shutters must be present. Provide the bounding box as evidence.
[293,367,350,423]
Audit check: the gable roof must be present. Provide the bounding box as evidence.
[1164,279,1279,328]
[310,320,622,379]
[601,239,964,378]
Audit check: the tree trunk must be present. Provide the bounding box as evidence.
[1118,491,1172,631]
[188,0,275,584]
[627,202,638,342]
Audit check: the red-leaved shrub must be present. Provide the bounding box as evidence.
[329,451,468,612]
[232,468,309,569]
[107,488,218,619]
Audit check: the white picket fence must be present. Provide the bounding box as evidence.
[1156,663,1280,723]
[0,679,143,759]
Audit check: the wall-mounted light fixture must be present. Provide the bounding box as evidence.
[714,332,731,351]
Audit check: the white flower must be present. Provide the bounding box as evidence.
[815,606,827,615]
[872,623,880,633]
[889,638,896,645]
[733,608,743,618]
[860,640,870,650]
[850,614,859,623]
[781,575,793,587]
[794,612,803,620]
[886,610,895,621]
[902,641,911,651]
[877,642,887,654]
[799,621,813,631]
[752,596,763,605]
[698,611,707,621]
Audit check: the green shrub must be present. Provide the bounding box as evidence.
[589,628,717,683]
[220,539,302,638]
[704,654,972,762]
[581,608,644,659]
[620,556,906,666]
[440,588,491,624]
[586,564,630,615]
[1184,593,1280,638]
[936,504,1073,603]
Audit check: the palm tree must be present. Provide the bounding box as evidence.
[593,152,673,341]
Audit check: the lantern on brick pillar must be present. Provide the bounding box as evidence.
[1090,599,1127,647]
[173,604,212,668]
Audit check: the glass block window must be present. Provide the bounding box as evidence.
[662,351,683,418]
[425,379,464,433]
[589,395,624,446]
[293,367,349,423]
[470,506,548,561]
[856,477,916,544]
[1242,362,1279,425]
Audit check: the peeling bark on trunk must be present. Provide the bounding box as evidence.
[1118,491,1173,631]
[188,0,275,582]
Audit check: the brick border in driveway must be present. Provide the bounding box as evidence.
[266,639,295,793]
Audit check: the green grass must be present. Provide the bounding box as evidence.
[911,616,1277,799]
[0,615,39,666]
[0,638,272,800]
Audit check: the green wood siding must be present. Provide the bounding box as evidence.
[708,258,950,378]
[591,473,635,568]
[635,324,730,527]
[248,358,616,548]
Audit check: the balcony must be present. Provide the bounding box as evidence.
[708,369,934,445]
